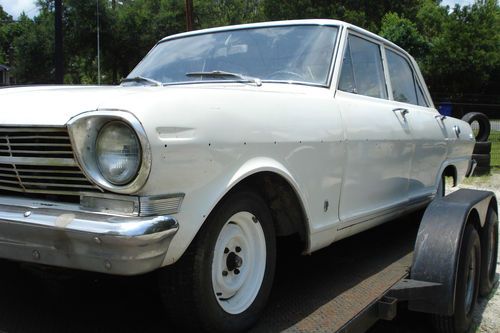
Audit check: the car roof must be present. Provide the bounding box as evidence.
[158,19,410,59]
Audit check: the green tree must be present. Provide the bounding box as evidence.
[379,12,429,58]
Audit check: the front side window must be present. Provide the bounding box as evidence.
[339,34,387,99]
[126,25,339,86]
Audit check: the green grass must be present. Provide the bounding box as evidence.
[489,130,500,167]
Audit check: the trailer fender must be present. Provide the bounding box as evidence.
[409,189,495,315]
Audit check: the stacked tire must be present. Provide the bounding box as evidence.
[461,112,491,175]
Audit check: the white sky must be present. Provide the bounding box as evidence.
[0,0,478,20]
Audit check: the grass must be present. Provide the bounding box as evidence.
[489,130,500,167]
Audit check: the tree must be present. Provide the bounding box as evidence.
[379,12,429,59]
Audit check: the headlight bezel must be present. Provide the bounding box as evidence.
[67,110,152,194]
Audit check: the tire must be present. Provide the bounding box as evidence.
[473,142,491,155]
[436,175,445,198]
[158,190,276,333]
[432,224,481,333]
[461,112,491,142]
[480,209,498,297]
[473,166,491,176]
[472,154,490,168]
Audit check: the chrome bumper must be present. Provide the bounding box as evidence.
[0,201,178,275]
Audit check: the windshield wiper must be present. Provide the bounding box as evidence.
[120,76,162,86]
[186,70,262,86]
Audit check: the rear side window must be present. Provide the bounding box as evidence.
[339,35,387,99]
[386,49,428,106]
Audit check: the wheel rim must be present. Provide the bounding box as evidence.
[212,211,266,314]
[465,248,477,314]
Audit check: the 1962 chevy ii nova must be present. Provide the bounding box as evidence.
[0,20,475,332]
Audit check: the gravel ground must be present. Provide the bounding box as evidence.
[457,172,500,333]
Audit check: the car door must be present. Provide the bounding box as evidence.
[336,32,413,228]
[383,48,447,203]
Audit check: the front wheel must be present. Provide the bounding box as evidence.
[159,190,276,333]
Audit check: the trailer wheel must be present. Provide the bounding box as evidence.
[480,209,498,297]
[158,190,276,333]
[432,224,481,333]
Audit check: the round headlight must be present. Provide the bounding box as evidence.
[96,121,141,185]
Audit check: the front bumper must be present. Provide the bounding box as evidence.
[0,200,178,275]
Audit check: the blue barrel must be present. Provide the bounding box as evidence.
[439,102,453,116]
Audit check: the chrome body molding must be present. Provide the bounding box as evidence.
[66,110,152,194]
[0,200,178,275]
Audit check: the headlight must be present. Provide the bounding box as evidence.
[96,121,141,185]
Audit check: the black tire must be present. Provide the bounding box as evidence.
[461,112,491,142]
[432,224,481,333]
[436,175,445,198]
[472,154,490,168]
[473,141,492,155]
[479,209,498,297]
[158,190,276,333]
[473,166,491,176]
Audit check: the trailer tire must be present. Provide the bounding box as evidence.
[480,209,498,297]
[432,224,481,333]
[461,112,490,142]
[158,190,276,333]
[473,166,490,176]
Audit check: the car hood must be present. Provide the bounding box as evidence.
[0,85,150,126]
[0,83,316,126]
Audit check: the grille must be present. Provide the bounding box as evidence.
[0,127,101,196]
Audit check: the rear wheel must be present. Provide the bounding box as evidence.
[480,209,498,296]
[432,224,481,333]
[158,190,276,333]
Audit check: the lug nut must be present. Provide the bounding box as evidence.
[234,269,240,275]
[222,270,228,276]
[224,247,229,254]
[235,246,241,253]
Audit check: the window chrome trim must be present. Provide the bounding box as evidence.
[67,110,152,194]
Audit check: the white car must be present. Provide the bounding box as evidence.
[0,19,475,332]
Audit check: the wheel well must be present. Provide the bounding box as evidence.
[443,165,458,187]
[230,172,308,249]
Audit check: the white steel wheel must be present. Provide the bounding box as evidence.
[212,211,267,314]
[158,190,276,333]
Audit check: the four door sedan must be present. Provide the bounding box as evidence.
[0,19,475,332]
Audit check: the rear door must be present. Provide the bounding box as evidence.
[383,48,447,202]
[336,32,413,228]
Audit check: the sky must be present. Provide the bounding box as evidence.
[0,0,478,20]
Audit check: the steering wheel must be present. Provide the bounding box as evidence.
[267,70,306,81]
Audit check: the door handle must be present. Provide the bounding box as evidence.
[393,108,409,117]
[435,114,446,121]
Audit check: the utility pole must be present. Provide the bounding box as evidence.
[54,0,63,84]
[96,0,101,85]
[185,0,194,31]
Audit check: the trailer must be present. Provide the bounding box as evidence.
[0,189,497,333]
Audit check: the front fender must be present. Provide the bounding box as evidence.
[162,157,311,266]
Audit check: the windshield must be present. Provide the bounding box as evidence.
[126,25,339,86]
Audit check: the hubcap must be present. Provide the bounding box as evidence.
[212,211,266,314]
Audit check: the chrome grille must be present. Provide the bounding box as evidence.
[0,127,101,196]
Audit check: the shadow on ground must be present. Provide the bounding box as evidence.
[0,212,425,333]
